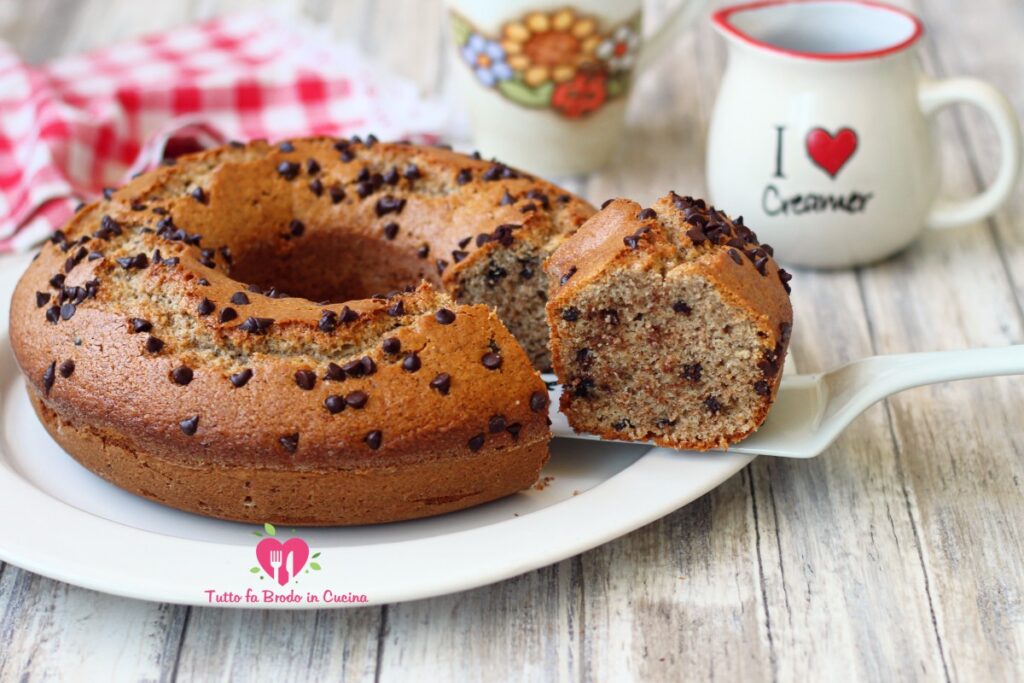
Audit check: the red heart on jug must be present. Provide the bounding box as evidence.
[805,127,858,178]
[255,537,310,586]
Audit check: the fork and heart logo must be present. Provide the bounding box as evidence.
[255,537,311,586]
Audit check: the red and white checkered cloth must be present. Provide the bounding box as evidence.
[0,9,447,253]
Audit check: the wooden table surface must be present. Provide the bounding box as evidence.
[2,0,1023,680]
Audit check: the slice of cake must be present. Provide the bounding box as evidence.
[544,192,793,450]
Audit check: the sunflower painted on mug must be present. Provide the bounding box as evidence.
[451,8,640,119]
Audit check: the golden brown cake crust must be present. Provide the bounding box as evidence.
[10,137,560,524]
[545,193,794,451]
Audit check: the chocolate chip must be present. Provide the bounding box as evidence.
[753,256,768,276]
[601,198,615,209]
[87,251,103,261]
[145,336,165,353]
[49,273,65,289]
[171,366,193,385]
[276,161,300,180]
[519,265,534,280]
[295,369,316,390]
[383,222,399,240]
[656,417,677,429]
[387,300,404,316]
[35,292,50,307]
[42,362,55,393]
[779,321,793,344]
[324,362,345,382]
[198,278,210,286]
[754,380,771,396]
[488,415,506,433]
[345,391,368,409]
[562,307,580,322]
[682,363,702,382]
[280,433,299,453]
[329,185,346,203]
[686,227,708,245]
[506,423,522,439]
[704,396,722,414]
[456,169,471,185]
[382,337,401,354]
[60,302,76,320]
[306,158,320,175]
[382,167,399,185]
[435,308,455,325]
[530,390,548,412]
[197,298,215,315]
[322,395,344,414]
[365,430,382,450]
[481,352,502,370]
[778,268,793,294]
[289,219,305,237]
[59,359,75,378]
[673,301,692,315]
[458,236,472,249]
[191,187,207,204]
[728,248,743,265]
[375,196,405,216]
[230,292,250,306]
[468,434,485,451]
[638,208,657,220]
[102,187,114,199]
[450,250,469,265]
[230,368,253,387]
[559,266,577,285]
[573,377,595,397]
[436,259,448,275]
[359,356,376,375]
[499,190,515,206]
[416,245,430,259]
[339,306,358,323]
[404,163,421,180]
[238,317,273,334]
[430,372,451,395]
[339,149,355,163]
[576,348,595,368]
[279,141,295,152]
[179,416,199,436]
[219,307,238,323]
[308,178,324,196]
[402,352,421,373]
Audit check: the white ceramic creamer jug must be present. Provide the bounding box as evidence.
[706,0,1022,268]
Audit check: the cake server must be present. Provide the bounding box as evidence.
[547,344,1024,458]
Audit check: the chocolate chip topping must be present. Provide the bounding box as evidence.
[638,208,657,220]
[145,336,165,353]
[559,266,577,285]
[324,362,345,382]
[435,308,455,325]
[468,434,485,451]
[383,222,399,240]
[530,390,548,412]
[191,187,207,204]
[365,430,382,450]
[704,396,722,414]
[197,298,215,316]
[58,359,75,378]
[562,307,580,322]
[728,248,743,265]
[295,370,317,390]
[488,415,506,433]
[345,391,368,409]
[219,307,238,323]
[42,361,55,393]
[35,291,51,308]
[238,317,274,334]
[375,196,406,216]
[280,433,299,453]
[404,163,421,180]
[171,366,194,385]
[456,169,472,185]
[402,352,421,373]
[179,416,199,436]
[430,372,451,395]
[329,184,346,203]
[230,292,250,306]
[387,300,404,316]
[481,352,502,370]
[673,301,692,315]
[289,219,305,237]
[682,363,702,382]
[339,306,358,323]
[276,161,300,180]
[754,380,771,396]
[230,368,253,387]
[381,337,401,355]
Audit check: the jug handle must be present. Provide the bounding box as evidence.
[634,0,711,75]
[919,77,1023,230]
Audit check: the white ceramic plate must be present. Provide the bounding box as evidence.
[0,255,754,607]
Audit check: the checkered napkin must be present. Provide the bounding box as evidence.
[0,9,447,253]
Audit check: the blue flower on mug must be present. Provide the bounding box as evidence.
[461,33,513,86]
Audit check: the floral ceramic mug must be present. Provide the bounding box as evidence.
[446,0,707,175]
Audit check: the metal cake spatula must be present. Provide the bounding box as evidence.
[547,345,1024,458]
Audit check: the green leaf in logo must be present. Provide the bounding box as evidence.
[310,562,322,571]
[497,78,554,108]
[449,12,471,47]
[312,552,321,559]
[250,566,261,573]
[252,531,262,537]
[264,522,276,537]
[606,74,630,99]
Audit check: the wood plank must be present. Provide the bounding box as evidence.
[0,567,186,681]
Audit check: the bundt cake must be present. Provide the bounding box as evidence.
[544,192,793,450]
[9,136,580,525]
